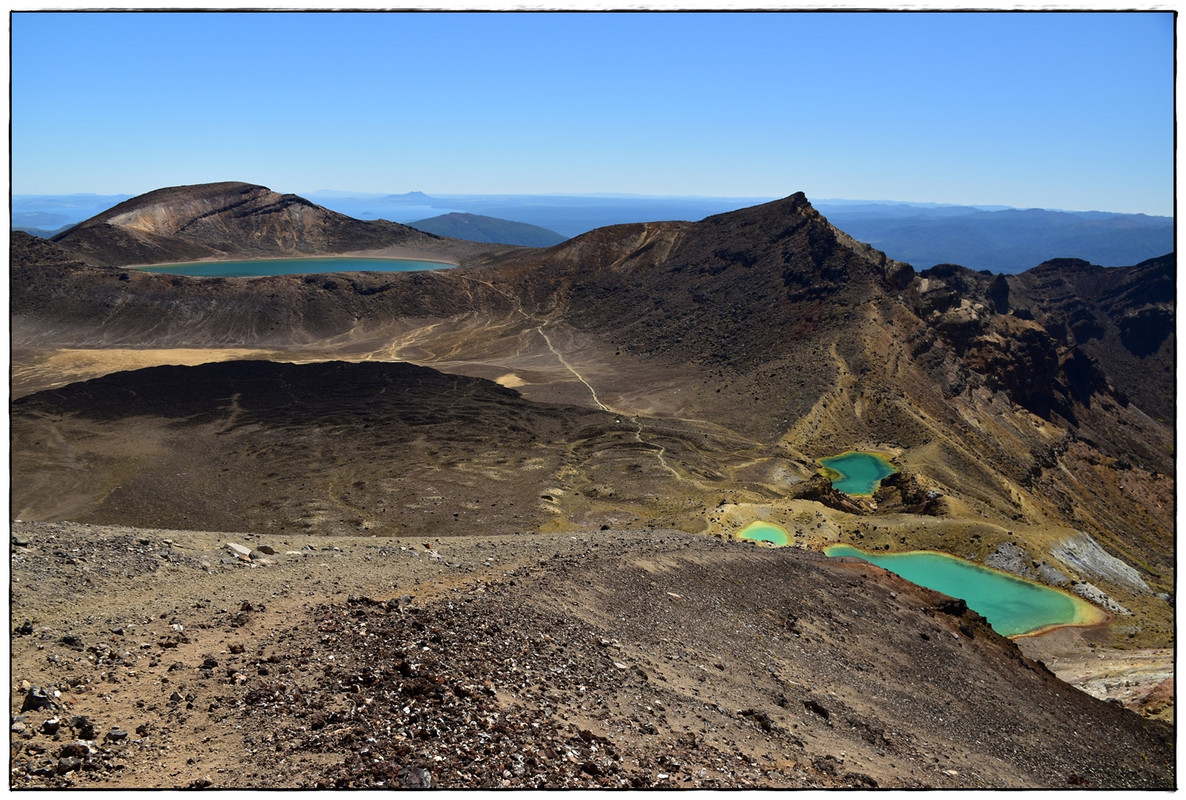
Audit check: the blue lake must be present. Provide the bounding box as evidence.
[819,451,896,495]
[136,257,454,278]
[824,544,1106,637]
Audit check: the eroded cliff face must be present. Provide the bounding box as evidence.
[1009,256,1175,423]
[903,260,1171,472]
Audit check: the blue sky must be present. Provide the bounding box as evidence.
[11,10,1175,215]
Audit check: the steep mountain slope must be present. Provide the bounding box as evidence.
[49,182,494,266]
[409,211,567,246]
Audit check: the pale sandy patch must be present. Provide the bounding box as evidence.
[11,348,281,398]
[494,372,527,388]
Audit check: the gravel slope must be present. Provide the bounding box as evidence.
[9,521,1174,789]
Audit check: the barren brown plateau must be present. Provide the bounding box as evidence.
[9,183,1175,788]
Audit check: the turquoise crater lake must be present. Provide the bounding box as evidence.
[136,257,454,278]
[819,451,896,495]
[824,544,1107,637]
[737,521,790,546]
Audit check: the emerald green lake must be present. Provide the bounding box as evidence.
[825,544,1105,637]
[819,451,896,495]
[737,521,790,546]
[137,257,453,278]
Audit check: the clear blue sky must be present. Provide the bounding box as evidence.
[11,10,1175,215]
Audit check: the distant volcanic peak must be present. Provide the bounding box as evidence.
[75,182,278,235]
[61,181,353,249]
[383,190,435,202]
[97,182,264,216]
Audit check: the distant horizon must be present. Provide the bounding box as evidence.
[11,185,1171,220]
[12,11,1173,217]
[12,180,1171,272]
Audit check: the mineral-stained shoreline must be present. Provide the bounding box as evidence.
[9,520,1174,789]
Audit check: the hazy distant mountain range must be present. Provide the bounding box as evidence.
[12,193,134,236]
[13,190,1172,274]
[814,202,1172,274]
[407,212,567,247]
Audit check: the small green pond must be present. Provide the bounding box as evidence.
[825,544,1106,637]
[136,257,454,278]
[737,521,790,546]
[819,451,896,495]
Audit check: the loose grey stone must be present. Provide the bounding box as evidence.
[56,756,84,775]
[69,716,95,739]
[60,740,96,758]
[21,687,52,712]
[1071,582,1132,615]
[402,766,433,788]
[1052,532,1152,594]
[29,758,57,777]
